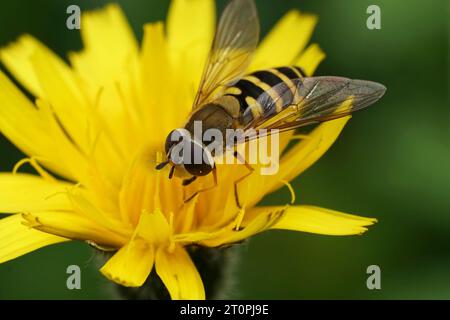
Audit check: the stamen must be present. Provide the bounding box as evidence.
[86,240,117,252]
[234,207,246,231]
[153,152,162,210]
[280,179,296,204]
[44,191,69,202]
[13,157,57,182]
[266,206,289,229]
[169,212,174,231]
[168,212,176,253]
[21,213,42,228]
[168,241,176,253]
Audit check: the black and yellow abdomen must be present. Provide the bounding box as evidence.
[224,66,306,124]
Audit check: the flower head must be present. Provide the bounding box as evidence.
[0,0,376,299]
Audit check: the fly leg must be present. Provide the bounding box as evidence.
[182,176,197,186]
[233,151,255,209]
[183,168,218,203]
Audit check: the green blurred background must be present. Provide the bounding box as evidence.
[0,0,448,299]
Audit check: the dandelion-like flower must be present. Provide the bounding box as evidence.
[0,0,376,299]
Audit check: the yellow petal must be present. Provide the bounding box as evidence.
[0,70,88,181]
[0,214,68,263]
[167,0,215,106]
[67,189,125,235]
[22,211,129,247]
[199,208,285,247]
[100,238,154,287]
[272,116,350,192]
[0,173,72,213]
[0,70,51,161]
[100,208,172,287]
[69,4,138,86]
[251,11,317,70]
[0,35,44,96]
[81,4,137,54]
[200,202,375,246]
[167,0,214,55]
[140,22,182,142]
[155,245,205,300]
[135,209,171,244]
[140,23,192,135]
[295,43,326,76]
[119,153,159,226]
[30,45,90,153]
[267,205,377,235]
[228,117,348,209]
[67,5,141,167]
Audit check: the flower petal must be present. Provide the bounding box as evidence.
[30,44,90,153]
[141,22,184,141]
[295,43,326,76]
[266,205,377,235]
[200,203,375,246]
[0,214,68,263]
[221,117,349,210]
[100,238,154,287]
[0,35,44,96]
[167,0,214,56]
[0,70,88,181]
[199,207,285,247]
[0,70,51,159]
[22,211,129,247]
[100,208,172,287]
[271,116,350,193]
[156,245,205,300]
[167,0,215,105]
[69,4,138,86]
[67,5,141,167]
[136,209,171,244]
[0,173,72,213]
[119,151,184,227]
[251,11,317,70]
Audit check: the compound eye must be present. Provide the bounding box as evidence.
[165,129,178,154]
[184,162,213,176]
[184,140,214,176]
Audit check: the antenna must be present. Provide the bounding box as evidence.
[155,161,169,170]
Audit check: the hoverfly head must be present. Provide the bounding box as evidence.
[159,128,214,178]
[154,129,185,179]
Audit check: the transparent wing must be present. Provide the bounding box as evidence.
[192,0,259,109]
[240,76,386,141]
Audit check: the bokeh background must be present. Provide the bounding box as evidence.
[0,0,448,299]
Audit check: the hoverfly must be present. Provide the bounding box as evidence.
[156,0,386,207]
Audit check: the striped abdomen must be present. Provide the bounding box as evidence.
[224,66,306,125]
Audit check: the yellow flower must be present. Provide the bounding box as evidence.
[0,1,376,299]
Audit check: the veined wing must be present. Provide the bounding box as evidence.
[239,76,386,141]
[192,0,259,109]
